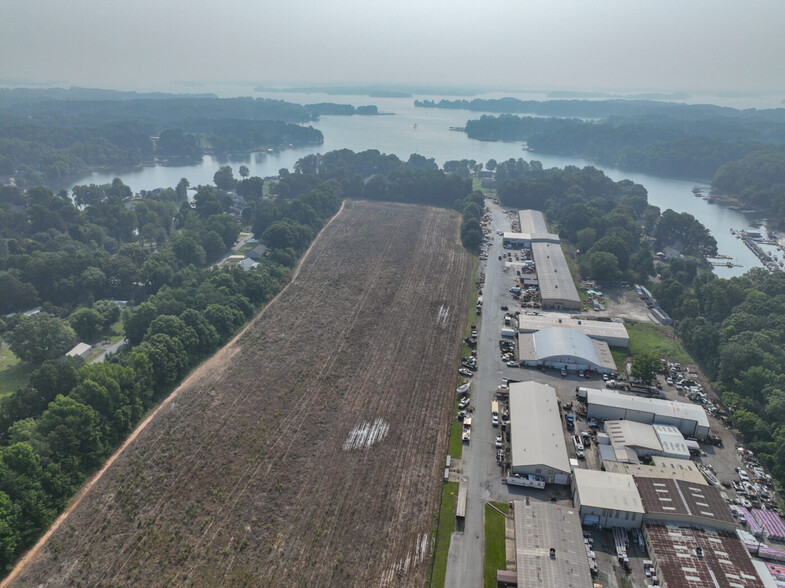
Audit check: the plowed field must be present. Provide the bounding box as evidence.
[8,201,472,587]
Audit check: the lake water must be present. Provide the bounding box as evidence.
[74,90,776,277]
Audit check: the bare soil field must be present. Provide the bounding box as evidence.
[9,201,472,587]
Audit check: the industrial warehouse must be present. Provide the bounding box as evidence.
[586,388,711,439]
[517,314,630,348]
[511,500,593,588]
[503,209,581,310]
[603,420,691,460]
[508,381,571,484]
[572,469,645,529]
[516,327,618,373]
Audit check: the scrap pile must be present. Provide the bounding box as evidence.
[613,526,629,567]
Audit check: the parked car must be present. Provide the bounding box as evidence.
[500,305,509,311]
[602,373,609,381]
[561,368,567,377]
[507,361,519,368]
[492,414,499,426]
[459,368,473,377]
[495,435,503,448]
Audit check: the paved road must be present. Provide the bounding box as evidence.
[445,201,585,586]
[445,199,516,588]
[91,338,127,363]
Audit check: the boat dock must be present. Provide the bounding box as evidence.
[733,229,784,271]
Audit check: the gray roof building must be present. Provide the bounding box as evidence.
[513,500,593,588]
[604,457,707,485]
[518,209,549,233]
[530,241,582,310]
[517,314,629,348]
[517,327,617,373]
[572,469,645,529]
[508,381,571,484]
[586,388,710,440]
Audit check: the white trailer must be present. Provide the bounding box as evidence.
[506,474,546,489]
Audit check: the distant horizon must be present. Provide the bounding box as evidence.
[2,80,784,103]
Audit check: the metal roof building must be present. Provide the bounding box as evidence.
[66,342,92,359]
[603,457,707,485]
[517,327,617,373]
[644,524,764,588]
[603,420,691,460]
[518,209,549,234]
[531,241,582,310]
[586,389,710,440]
[636,477,736,530]
[598,444,641,465]
[513,500,593,588]
[508,381,571,485]
[605,419,662,454]
[517,314,630,348]
[503,231,561,248]
[571,469,645,529]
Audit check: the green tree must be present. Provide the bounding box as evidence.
[0,272,39,315]
[239,165,250,178]
[35,396,107,473]
[92,300,121,329]
[631,351,660,384]
[588,251,620,281]
[6,313,76,365]
[69,307,104,342]
[0,490,21,572]
[213,165,237,191]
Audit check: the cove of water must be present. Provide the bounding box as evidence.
[73,91,775,278]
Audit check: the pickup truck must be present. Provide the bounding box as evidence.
[506,474,546,489]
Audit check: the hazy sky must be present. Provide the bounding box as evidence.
[2,0,784,94]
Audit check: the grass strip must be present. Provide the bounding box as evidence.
[430,481,459,588]
[484,502,510,588]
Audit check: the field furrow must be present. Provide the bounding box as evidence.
[10,200,472,587]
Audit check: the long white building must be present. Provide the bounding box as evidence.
[508,381,571,485]
[586,389,710,440]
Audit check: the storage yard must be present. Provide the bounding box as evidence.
[8,201,473,587]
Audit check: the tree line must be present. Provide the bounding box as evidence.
[652,267,785,491]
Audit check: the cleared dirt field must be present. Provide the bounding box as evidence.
[9,201,472,587]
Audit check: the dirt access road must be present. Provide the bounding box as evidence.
[9,201,472,587]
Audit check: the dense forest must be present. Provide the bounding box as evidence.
[653,267,785,490]
[464,113,785,179]
[416,97,785,126]
[0,87,386,188]
[445,98,785,222]
[0,148,476,574]
[711,150,785,226]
